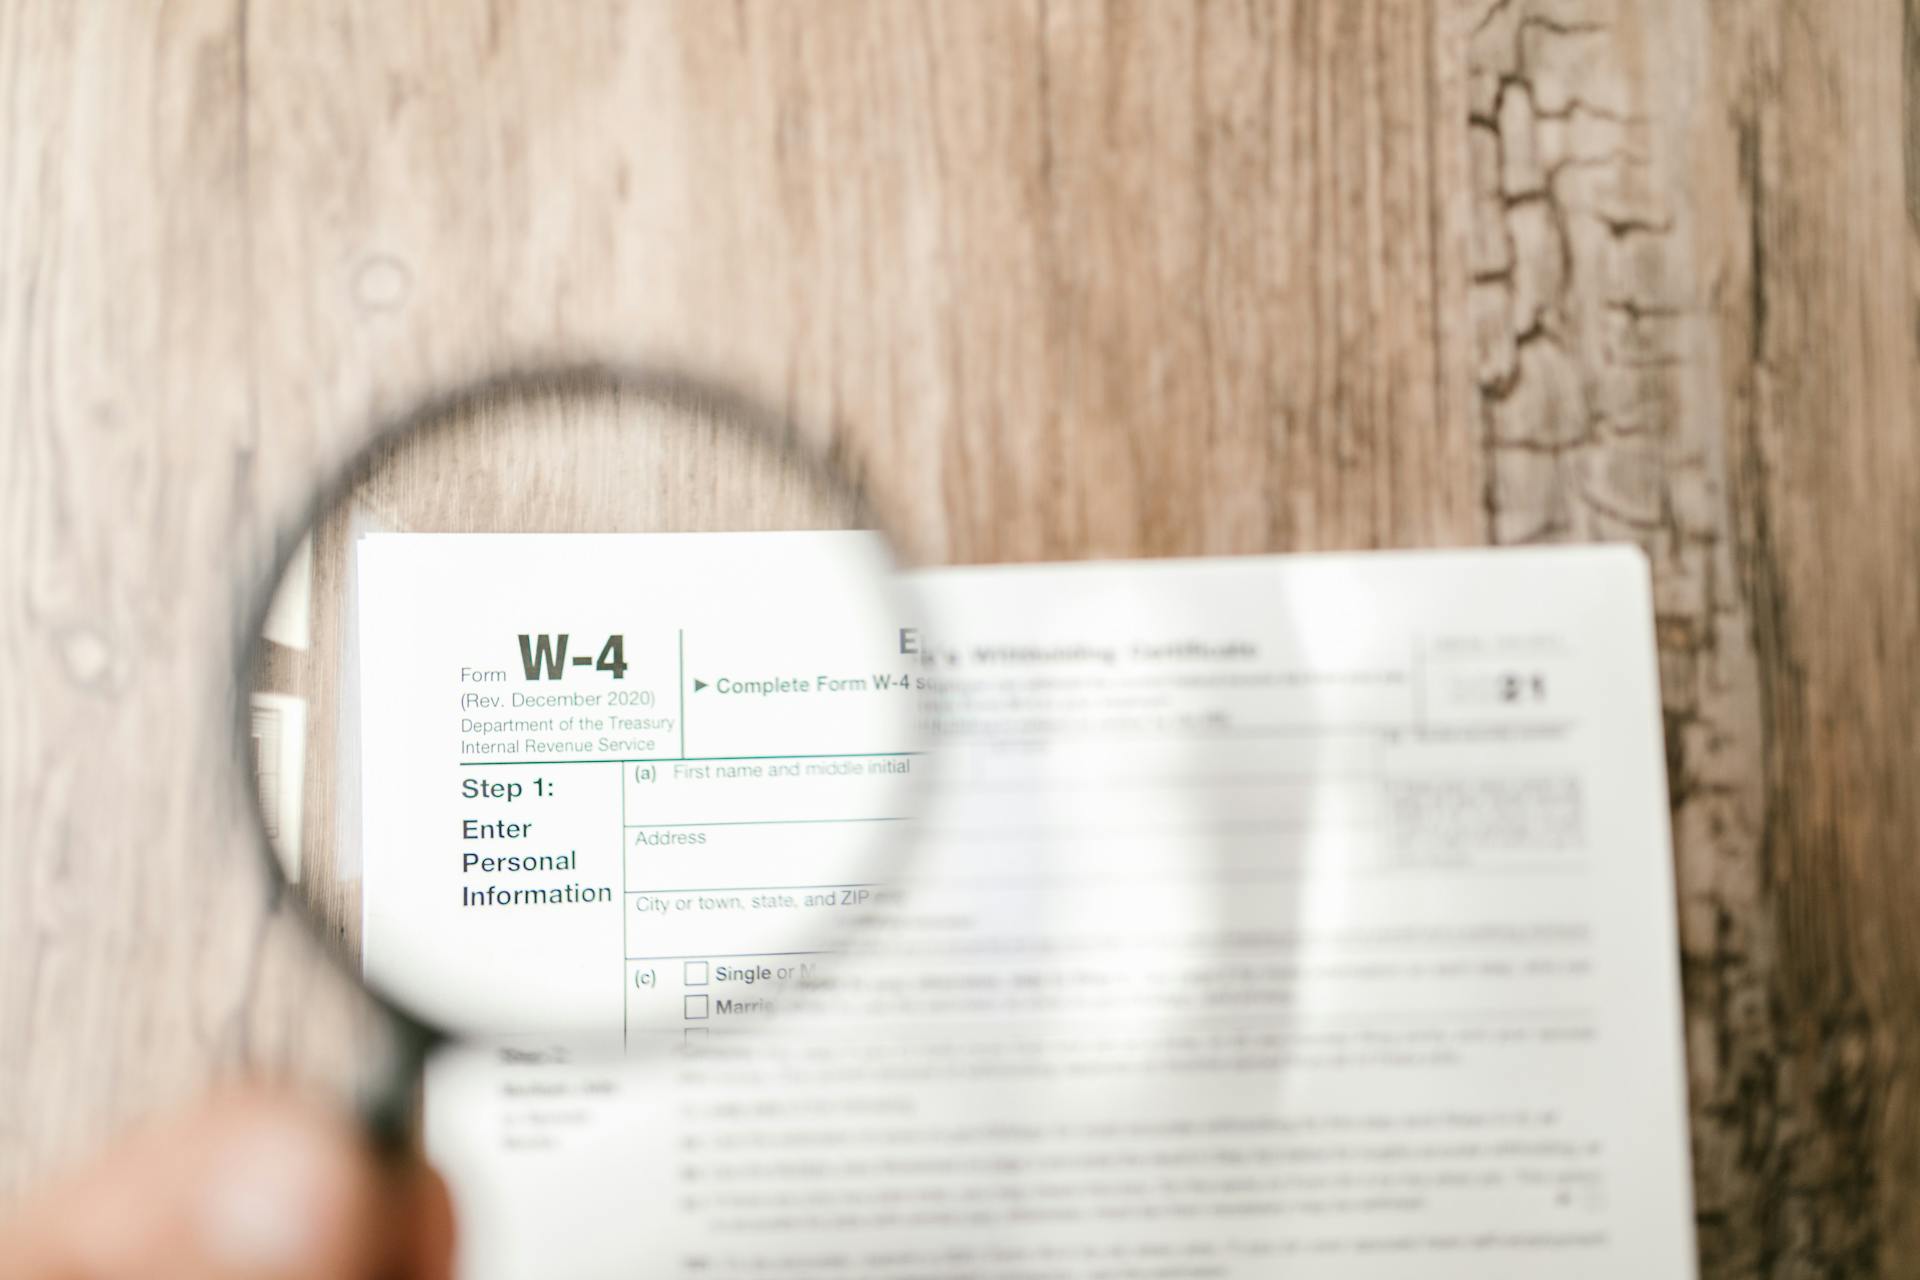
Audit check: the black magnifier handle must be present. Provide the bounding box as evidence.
[357,1017,439,1162]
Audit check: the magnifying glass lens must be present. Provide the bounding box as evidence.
[243,372,920,1052]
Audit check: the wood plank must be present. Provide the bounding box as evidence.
[235,0,1478,563]
[1705,1,1920,1268]
[1467,0,1920,1272]
[1463,3,1778,1273]
[0,0,382,1193]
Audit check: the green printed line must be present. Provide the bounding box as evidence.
[626,951,828,962]
[619,758,628,1047]
[627,884,878,895]
[461,751,922,767]
[627,817,907,829]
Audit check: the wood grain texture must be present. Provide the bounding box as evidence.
[1,2,1914,1275]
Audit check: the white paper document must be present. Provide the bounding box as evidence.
[355,537,1696,1279]
[354,531,914,1041]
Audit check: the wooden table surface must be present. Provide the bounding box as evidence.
[2,3,1914,1276]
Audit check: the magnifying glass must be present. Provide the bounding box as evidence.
[238,365,924,1145]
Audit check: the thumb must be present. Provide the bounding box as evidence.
[0,1087,454,1280]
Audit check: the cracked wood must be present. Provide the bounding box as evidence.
[1471,0,1920,1275]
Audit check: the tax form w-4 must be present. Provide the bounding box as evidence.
[353,531,915,1042]
[362,540,1699,1279]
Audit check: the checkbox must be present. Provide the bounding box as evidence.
[683,1027,709,1048]
[684,961,710,987]
[684,994,709,1020]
